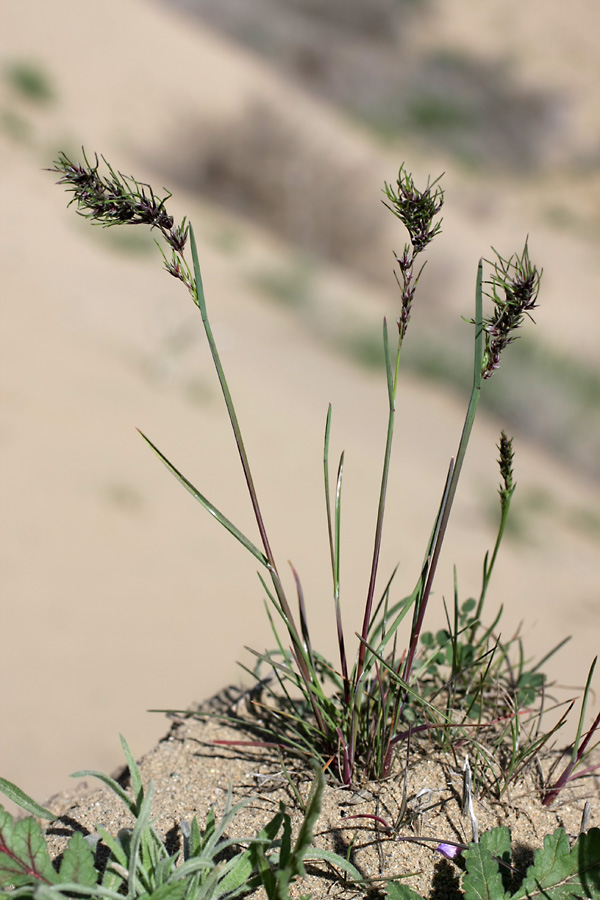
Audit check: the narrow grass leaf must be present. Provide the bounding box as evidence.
[530,636,572,674]
[96,826,128,870]
[247,807,287,900]
[282,764,324,884]
[141,884,187,900]
[356,635,452,726]
[571,657,597,765]
[189,224,207,317]
[0,779,55,821]
[127,780,156,899]
[211,848,256,898]
[366,570,403,643]
[302,847,362,882]
[137,430,268,569]
[72,770,134,813]
[119,735,143,812]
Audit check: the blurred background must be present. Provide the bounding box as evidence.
[2,0,600,808]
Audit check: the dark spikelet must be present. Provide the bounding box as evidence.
[497,430,515,511]
[383,164,444,340]
[48,150,187,250]
[481,241,541,379]
[49,149,196,298]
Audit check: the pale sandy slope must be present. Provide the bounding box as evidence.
[1,0,599,808]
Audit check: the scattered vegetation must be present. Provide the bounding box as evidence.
[251,259,314,310]
[4,60,54,104]
[0,108,30,142]
[403,326,600,481]
[164,0,560,169]
[168,100,383,276]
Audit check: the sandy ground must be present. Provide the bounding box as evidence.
[43,689,600,899]
[1,0,600,821]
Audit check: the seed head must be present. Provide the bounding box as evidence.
[481,241,541,379]
[383,164,444,254]
[48,150,187,250]
[384,165,444,340]
[497,430,515,511]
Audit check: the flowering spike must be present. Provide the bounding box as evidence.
[48,151,187,250]
[481,241,541,379]
[383,164,444,340]
[497,430,516,512]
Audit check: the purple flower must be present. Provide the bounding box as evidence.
[436,842,462,860]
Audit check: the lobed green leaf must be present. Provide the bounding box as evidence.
[0,807,58,888]
[385,883,424,900]
[463,842,509,900]
[59,831,98,887]
[513,827,600,900]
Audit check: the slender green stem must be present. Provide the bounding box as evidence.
[345,320,402,780]
[402,261,484,686]
[470,491,512,642]
[189,228,277,574]
[324,406,350,703]
[543,658,600,805]
[189,226,327,733]
[355,319,402,685]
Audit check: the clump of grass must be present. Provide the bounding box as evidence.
[47,151,598,802]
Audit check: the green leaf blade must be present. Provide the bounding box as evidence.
[385,883,424,900]
[141,882,187,900]
[463,843,508,900]
[137,430,269,569]
[119,735,143,813]
[0,779,55,821]
[71,770,134,814]
[513,827,600,900]
[577,828,600,899]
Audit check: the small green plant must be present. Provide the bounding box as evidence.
[385,825,600,899]
[0,736,360,900]
[46,151,597,802]
[4,60,54,104]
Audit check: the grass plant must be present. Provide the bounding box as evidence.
[0,147,589,898]
[45,150,600,798]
